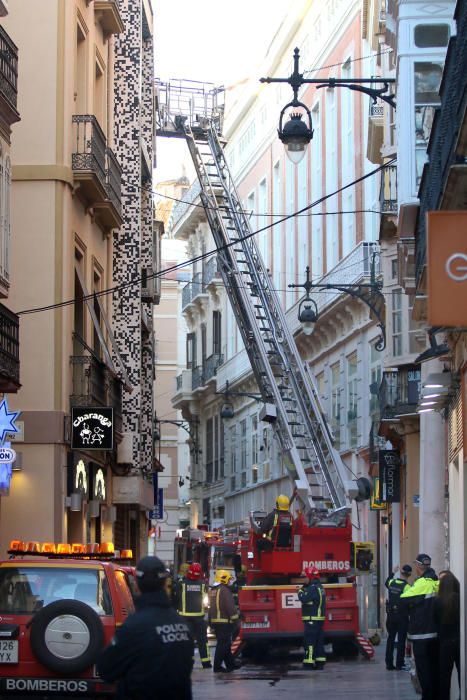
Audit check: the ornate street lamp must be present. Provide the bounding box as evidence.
[261,48,395,164]
[290,254,386,351]
[217,380,263,419]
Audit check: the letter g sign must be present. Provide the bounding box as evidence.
[446,253,467,282]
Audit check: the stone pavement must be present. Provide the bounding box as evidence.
[191,643,418,699]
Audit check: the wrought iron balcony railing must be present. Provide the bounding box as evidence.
[204,353,224,381]
[378,365,421,420]
[191,366,205,390]
[182,281,192,310]
[380,164,398,214]
[72,115,107,194]
[105,147,122,217]
[0,26,18,112]
[204,256,221,286]
[0,302,20,391]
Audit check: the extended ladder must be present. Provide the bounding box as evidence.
[180,119,353,517]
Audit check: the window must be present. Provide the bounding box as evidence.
[330,362,341,448]
[230,425,237,491]
[311,103,323,278]
[414,62,443,185]
[341,60,355,257]
[297,152,308,296]
[261,426,270,481]
[285,159,295,308]
[392,289,402,356]
[408,294,421,354]
[369,343,382,421]
[414,24,450,48]
[75,22,87,113]
[391,258,398,280]
[213,311,221,355]
[0,151,11,284]
[347,352,358,448]
[251,415,258,484]
[258,178,268,267]
[214,415,221,481]
[325,89,338,270]
[273,161,282,294]
[240,419,247,488]
[74,249,85,355]
[94,54,106,130]
[186,332,196,369]
[206,418,213,483]
[93,269,102,358]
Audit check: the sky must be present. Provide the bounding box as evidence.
[153,0,289,184]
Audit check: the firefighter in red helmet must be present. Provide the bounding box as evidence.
[174,562,211,668]
[298,565,327,670]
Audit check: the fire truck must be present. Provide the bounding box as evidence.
[157,81,375,657]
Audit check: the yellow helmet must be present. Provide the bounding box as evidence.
[276,494,290,511]
[215,569,231,585]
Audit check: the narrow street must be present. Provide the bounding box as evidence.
[192,645,416,699]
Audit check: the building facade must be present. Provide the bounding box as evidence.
[0,0,158,560]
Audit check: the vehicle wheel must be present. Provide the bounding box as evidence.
[30,599,104,674]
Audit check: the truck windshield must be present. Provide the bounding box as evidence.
[0,566,112,615]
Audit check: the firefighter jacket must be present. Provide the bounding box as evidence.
[400,570,439,641]
[208,583,238,624]
[298,580,326,621]
[97,590,194,700]
[174,577,207,618]
[385,574,410,617]
[259,509,293,547]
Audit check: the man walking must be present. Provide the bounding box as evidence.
[298,565,326,670]
[400,553,439,700]
[385,564,412,670]
[97,556,194,700]
[208,569,239,673]
[174,562,212,668]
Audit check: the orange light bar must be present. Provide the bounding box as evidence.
[57,543,71,555]
[25,541,40,553]
[99,542,114,554]
[120,549,133,559]
[71,543,86,554]
[41,542,56,554]
[86,543,100,554]
[9,540,24,552]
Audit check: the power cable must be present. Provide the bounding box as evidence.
[17,158,395,316]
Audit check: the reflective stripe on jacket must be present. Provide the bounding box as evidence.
[400,572,439,640]
[385,577,410,615]
[298,581,326,621]
[176,578,206,617]
[208,583,238,624]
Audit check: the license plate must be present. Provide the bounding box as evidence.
[0,640,18,663]
[241,622,270,628]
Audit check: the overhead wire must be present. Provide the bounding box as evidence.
[17,158,395,316]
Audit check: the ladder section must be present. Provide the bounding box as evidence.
[183,121,351,516]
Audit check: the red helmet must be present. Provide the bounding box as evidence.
[187,563,203,580]
[304,565,320,579]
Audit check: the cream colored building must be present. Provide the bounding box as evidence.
[0,0,158,559]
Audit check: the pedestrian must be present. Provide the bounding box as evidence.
[174,562,212,668]
[384,564,412,670]
[97,556,194,700]
[208,569,240,673]
[298,565,326,670]
[400,553,439,700]
[434,570,460,700]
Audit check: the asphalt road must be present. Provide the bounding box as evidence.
[191,644,418,699]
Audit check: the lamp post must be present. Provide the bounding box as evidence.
[154,417,201,464]
[216,380,263,419]
[260,47,395,164]
[289,254,386,351]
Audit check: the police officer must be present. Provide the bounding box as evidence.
[385,564,412,670]
[298,565,326,670]
[174,562,211,668]
[208,569,239,673]
[400,553,439,700]
[97,556,194,700]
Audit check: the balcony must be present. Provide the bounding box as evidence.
[182,281,192,311]
[192,366,205,391]
[70,345,123,438]
[0,302,20,392]
[380,164,397,214]
[367,100,384,164]
[204,256,222,286]
[72,116,122,230]
[192,271,208,301]
[204,353,224,382]
[172,369,193,409]
[94,0,124,35]
[0,25,19,126]
[378,365,421,422]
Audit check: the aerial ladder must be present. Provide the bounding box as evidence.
[156,80,369,522]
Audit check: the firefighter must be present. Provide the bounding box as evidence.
[384,564,412,670]
[208,569,239,673]
[258,494,293,550]
[174,562,211,669]
[298,565,326,670]
[400,553,439,700]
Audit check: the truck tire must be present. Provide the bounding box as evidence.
[30,599,104,674]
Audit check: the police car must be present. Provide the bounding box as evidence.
[0,540,135,697]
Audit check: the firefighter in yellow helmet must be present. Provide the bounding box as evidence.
[258,494,293,549]
[208,570,239,673]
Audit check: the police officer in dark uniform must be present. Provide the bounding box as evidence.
[385,564,412,670]
[174,562,211,668]
[97,556,194,700]
[298,565,326,670]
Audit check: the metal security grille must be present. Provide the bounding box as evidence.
[448,387,462,464]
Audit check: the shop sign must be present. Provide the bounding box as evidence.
[380,449,401,503]
[71,407,114,450]
[68,453,89,497]
[92,466,107,501]
[370,477,386,510]
[427,211,467,326]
